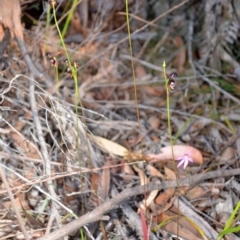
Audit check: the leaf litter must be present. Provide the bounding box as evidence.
[0,1,240,239]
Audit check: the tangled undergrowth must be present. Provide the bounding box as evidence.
[0,0,240,239]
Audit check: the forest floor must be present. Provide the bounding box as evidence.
[0,1,240,239]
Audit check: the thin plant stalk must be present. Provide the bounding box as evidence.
[125,0,148,238]
[162,61,180,237]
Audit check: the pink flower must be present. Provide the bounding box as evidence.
[175,154,193,169]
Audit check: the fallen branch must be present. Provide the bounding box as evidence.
[40,168,240,240]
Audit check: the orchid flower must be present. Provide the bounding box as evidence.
[175,154,193,169]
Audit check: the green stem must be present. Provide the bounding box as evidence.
[163,61,179,237]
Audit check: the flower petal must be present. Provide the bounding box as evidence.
[183,158,189,169]
[175,157,184,161]
[177,159,184,168]
[188,157,194,163]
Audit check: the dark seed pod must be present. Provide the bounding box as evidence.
[166,72,177,91]
[168,79,175,90]
[169,72,177,79]
[63,59,69,64]
[50,57,57,67]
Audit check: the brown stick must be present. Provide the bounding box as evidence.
[0,164,30,240]
[39,168,240,240]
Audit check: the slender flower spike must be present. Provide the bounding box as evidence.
[175,154,193,169]
[48,0,58,8]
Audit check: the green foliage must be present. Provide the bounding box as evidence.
[217,201,240,240]
[61,0,79,38]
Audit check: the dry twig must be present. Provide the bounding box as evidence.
[40,168,240,240]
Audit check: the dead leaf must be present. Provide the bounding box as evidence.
[89,135,128,156]
[142,85,164,97]
[186,186,208,200]
[91,173,99,192]
[10,131,40,159]
[172,36,186,74]
[189,118,212,133]
[148,116,161,129]
[139,189,159,211]
[155,188,175,206]
[9,112,40,160]
[98,160,111,205]
[132,164,149,185]
[121,162,135,178]
[135,164,158,211]
[70,11,83,33]
[20,202,44,228]
[146,145,203,165]
[146,165,164,178]
[135,64,147,78]
[155,167,175,205]
[218,147,236,163]
[156,212,204,240]
[164,166,176,181]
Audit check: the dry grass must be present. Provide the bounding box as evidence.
[0,0,240,239]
